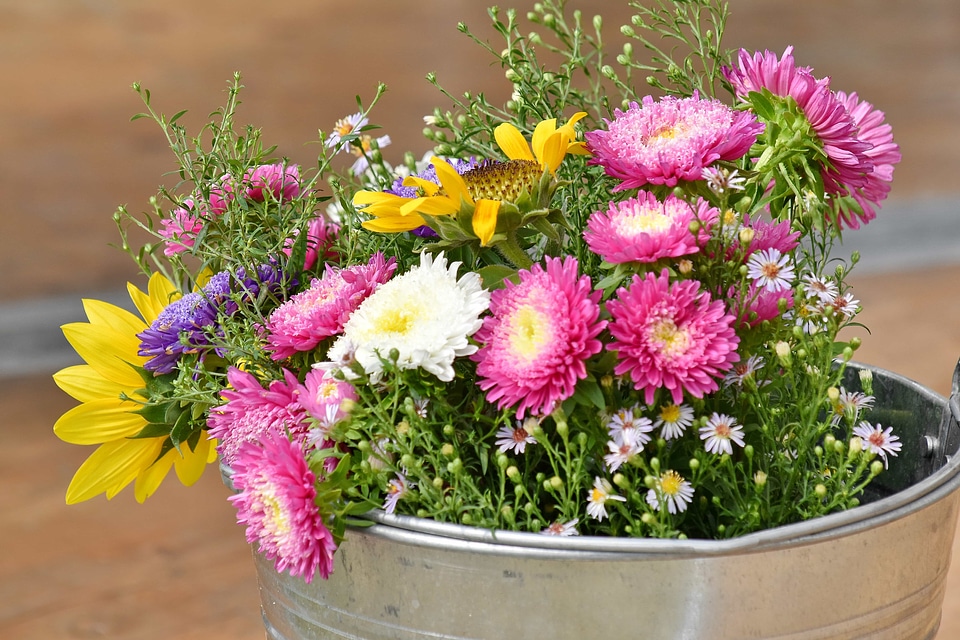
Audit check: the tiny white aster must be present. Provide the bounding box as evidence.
[383,473,413,514]
[746,248,795,292]
[645,470,695,514]
[853,421,902,468]
[604,438,643,472]
[540,518,580,536]
[723,355,765,388]
[653,403,694,440]
[329,252,490,382]
[606,406,654,448]
[699,412,746,455]
[829,292,860,320]
[586,477,626,521]
[802,273,839,304]
[702,166,746,194]
[326,112,367,150]
[829,388,875,426]
[350,134,392,176]
[495,418,538,454]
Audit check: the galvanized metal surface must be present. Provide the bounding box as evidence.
[240,362,960,640]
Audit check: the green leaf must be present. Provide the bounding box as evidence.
[477,264,518,289]
[747,90,776,121]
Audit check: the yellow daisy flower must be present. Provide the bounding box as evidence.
[53,272,217,504]
[353,113,588,250]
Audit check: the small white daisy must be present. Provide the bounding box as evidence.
[645,470,695,514]
[653,402,695,440]
[699,413,746,455]
[540,518,580,536]
[331,252,490,383]
[829,292,860,320]
[746,248,795,292]
[495,418,538,455]
[723,355,765,388]
[853,421,902,468]
[606,406,654,448]
[326,112,367,150]
[802,273,839,304]
[349,133,392,176]
[604,438,644,472]
[829,388,875,426]
[702,166,746,194]
[586,477,626,521]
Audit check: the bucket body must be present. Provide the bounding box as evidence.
[240,363,960,639]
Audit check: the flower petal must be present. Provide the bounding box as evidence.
[432,157,474,205]
[402,176,441,196]
[174,436,214,486]
[54,397,147,445]
[61,322,145,387]
[82,299,146,337]
[495,123,535,162]
[472,199,501,247]
[134,448,176,503]
[531,118,559,164]
[65,438,163,504]
[362,214,428,233]
[53,365,127,403]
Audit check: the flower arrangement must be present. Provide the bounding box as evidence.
[54,0,902,584]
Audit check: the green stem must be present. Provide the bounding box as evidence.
[495,231,534,270]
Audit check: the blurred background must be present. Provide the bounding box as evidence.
[2,0,960,637]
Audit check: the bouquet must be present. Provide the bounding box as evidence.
[54,0,902,584]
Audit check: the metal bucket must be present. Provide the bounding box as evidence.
[234,362,960,639]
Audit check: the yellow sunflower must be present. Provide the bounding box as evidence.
[53,272,217,504]
[353,112,589,248]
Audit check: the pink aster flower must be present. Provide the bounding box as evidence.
[244,163,301,202]
[723,47,873,204]
[585,92,762,190]
[834,91,901,228]
[473,256,606,419]
[853,421,902,468]
[207,367,311,465]
[733,282,794,328]
[229,429,337,583]
[158,198,203,256]
[584,192,718,264]
[297,368,357,434]
[606,269,740,405]
[264,253,397,360]
[283,216,341,272]
[207,173,235,215]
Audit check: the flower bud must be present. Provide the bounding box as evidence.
[593,15,603,31]
[774,341,792,367]
[870,460,885,476]
[824,434,836,449]
[826,387,840,402]
[754,470,768,488]
[496,453,509,469]
[447,457,463,475]
[678,259,693,275]
[432,476,444,489]
[401,453,416,468]
[621,24,635,37]
[644,475,656,489]
[641,513,655,525]
[738,227,755,246]
[443,424,455,436]
[601,65,616,80]
[441,443,455,457]
[689,458,699,471]
[613,473,628,488]
[848,436,863,458]
[814,484,827,498]
[507,466,521,482]
[505,68,522,83]
[744,445,754,460]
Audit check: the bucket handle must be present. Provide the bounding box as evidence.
[934,359,960,462]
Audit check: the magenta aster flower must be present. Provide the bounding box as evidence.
[244,163,301,202]
[723,47,873,203]
[297,368,357,434]
[732,282,794,328]
[158,199,204,256]
[834,91,901,228]
[606,269,740,405]
[739,215,801,257]
[472,256,606,418]
[283,216,341,272]
[584,192,718,264]
[228,429,337,583]
[585,93,762,190]
[207,367,311,465]
[264,253,397,360]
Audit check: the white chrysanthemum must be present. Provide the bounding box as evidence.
[328,252,490,382]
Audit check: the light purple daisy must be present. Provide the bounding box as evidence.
[853,421,902,468]
[540,518,580,536]
[495,419,539,454]
[383,473,413,514]
[746,248,795,292]
[699,413,746,455]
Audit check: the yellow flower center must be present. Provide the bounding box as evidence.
[660,470,684,497]
[659,404,681,423]
[618,210,672,236]
[649,318,690,358]
[333,118,357,138]
[507,306,551,363]
[372,304,419,337]
[461,159,541,202]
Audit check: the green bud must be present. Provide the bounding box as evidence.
[443,424,455,436]
[496,453,509,469]
[643,475,656,489]
[505,68,522,83]
[441,443,455,457]
[507,465,521,482]
[814,445,824,457]
[641,512,655,525]
[824,434,836,449]
[432,476,444,489]
[650,457,660,473]
[461,513,472,525]
[401,454,416,468]
[549,476,564,491]
[592,15,602,31]
[601,65,617,80]
[621,24,635,37]
[613,473,627,489]
[744,445,754,460]
[870,460,885,476]
[447,457,463,475]
[689,458,699,471]
[417,509,429,518]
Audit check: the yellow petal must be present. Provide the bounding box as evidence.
[134,447,176,503]
[362,215,429,233]
[531,118,559,165]
[432,157,473,205]
[54,397,146,445]
[402,176,441,196]
[61,322,144,388]
[565,140,592,155]
[82,299,146,337]
[538,133,567,174]
[142,273,180,322]
[557,111,588,140]
[65,438,163,504]
[53,365,127,403]
[174,436,214,486]
[494,123,535,162]
[401,196,459,217]
[472,200,501,247]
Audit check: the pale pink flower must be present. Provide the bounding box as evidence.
[264,253,397,360]
[802,274,839,304]
[586,93,762,190]
[473,256,606,419]
[383,473,413,514]
[606,269,740,405]
[158,198,203,256]
[723,355,765,388]
[604,438,644,472]
[830,389,875,426]
[283,216,340,272]
[297,368,357,434]
[540,518,580,536]
[853,421,902,468]
[207,367,311,465]
[584,192,718,264]
[229,429,337,583]
[207,174,235,214]
[495,419,538,455]
[606,407,654,448]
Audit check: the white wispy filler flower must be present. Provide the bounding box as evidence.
[329,252,490,382]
